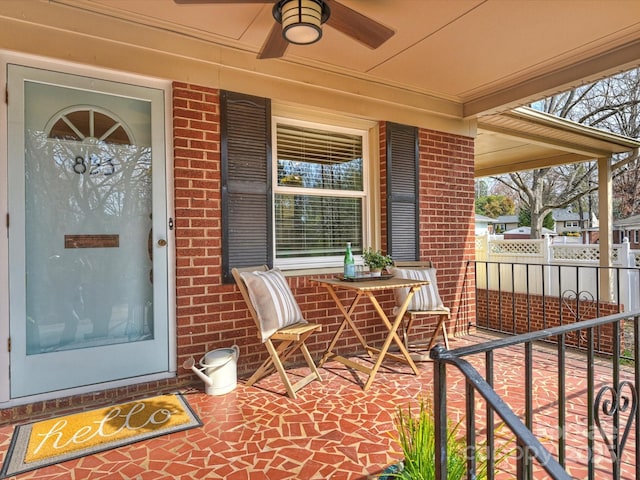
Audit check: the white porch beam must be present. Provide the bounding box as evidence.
[475,152,591,178]
[463,38,640,118]
[598,156,613,302]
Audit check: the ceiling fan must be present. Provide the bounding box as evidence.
[174,0,394,59]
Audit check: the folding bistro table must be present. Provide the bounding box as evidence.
[311,275,429,391]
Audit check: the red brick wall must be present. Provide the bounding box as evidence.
[0,83,477,424]
[171,88,477,383]
[172,83,231,379]
[476,289,623,353]
[417,128,476,338]
[379,124,476,342]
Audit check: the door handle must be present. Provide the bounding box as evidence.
[157,239,167,247]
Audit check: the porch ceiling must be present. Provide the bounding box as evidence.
[3,0,640,178]
[41,0,640,118]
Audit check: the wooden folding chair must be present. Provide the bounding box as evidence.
[232,265,322,399]
[393,261,451,361]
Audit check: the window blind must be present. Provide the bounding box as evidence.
[275,122,365,261]
[276,123,363,191]
[275,194,362,257]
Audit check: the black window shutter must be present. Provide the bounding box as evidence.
[386,122,419,261]
[221,90,272,283]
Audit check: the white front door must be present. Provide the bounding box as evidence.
[6,64,172,399]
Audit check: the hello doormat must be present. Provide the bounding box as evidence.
[0,394,201,478]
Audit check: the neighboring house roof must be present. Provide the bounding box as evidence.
[475,214,496,223]
[552,208,589,222]
[495,215,519,224]
[503,226,557,236]
[495,210,590,226]
[613,215,640,229]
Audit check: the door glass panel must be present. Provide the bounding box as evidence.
[25,81,153,355]
[8,65,169,399]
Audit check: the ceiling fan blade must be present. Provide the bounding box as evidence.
[258,21,289,59]
[325,0,394,49]
[174,0,272,4]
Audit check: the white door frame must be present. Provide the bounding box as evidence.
[0,50,176,406]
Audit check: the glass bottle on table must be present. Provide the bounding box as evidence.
[344,242,355,278]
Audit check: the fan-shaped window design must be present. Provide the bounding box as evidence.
[45,106,135,145]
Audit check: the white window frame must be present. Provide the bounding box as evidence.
[271,113,376,270]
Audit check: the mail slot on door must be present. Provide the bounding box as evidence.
[64,234,119,249]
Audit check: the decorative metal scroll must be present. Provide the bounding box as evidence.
[562,289,595,347]
[562,289,595,320]
[594,381,637,465]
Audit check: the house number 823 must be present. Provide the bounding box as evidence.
[72,155,115,176]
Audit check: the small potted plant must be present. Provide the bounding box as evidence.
[362,247,393,276]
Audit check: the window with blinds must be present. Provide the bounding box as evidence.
[274,120,366,264]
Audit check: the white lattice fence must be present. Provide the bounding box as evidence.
[475,235,640,309]
[489,239,543,256]
[551,245,600,263]
[549,245,626,264]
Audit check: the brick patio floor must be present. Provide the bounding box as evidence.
[0,330,637,479]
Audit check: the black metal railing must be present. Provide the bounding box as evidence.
[433,307,640,479]
[472,261,640,358]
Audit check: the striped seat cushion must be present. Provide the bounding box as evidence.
[241,268,306,342]
[391,267,445,312]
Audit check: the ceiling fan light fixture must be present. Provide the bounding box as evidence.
[274,0,330,46]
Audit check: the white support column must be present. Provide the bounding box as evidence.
[598,156,613,302]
